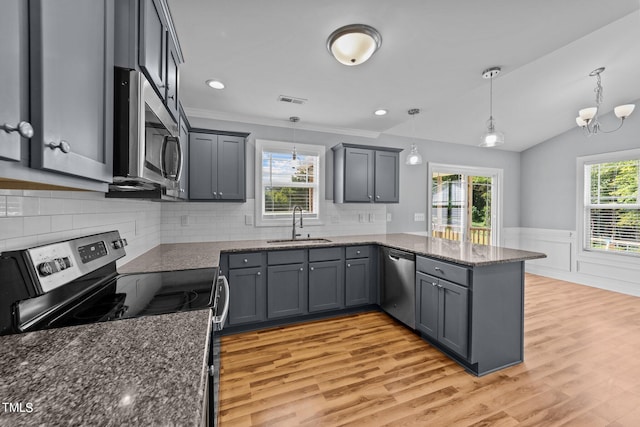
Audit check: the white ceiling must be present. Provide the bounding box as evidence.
[168,0,640,152]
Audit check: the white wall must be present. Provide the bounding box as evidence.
[0,190,161,267]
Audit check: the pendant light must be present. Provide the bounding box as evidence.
[479,67,505,148]
[406,108,423,165]
[290,116,300,169]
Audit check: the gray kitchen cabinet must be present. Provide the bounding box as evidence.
[267,263,307,319]
[227,252,266,326]
[165,39,180,120]
[0,0,27,162]
[332,143,402,204]
[345,258,370,306]
[177,108,189,199]
[309,260,344,312]
[416,271,469,358]
[28,0,114,183]
[189,131,246,201]
[140,0,167,97]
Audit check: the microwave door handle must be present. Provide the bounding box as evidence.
[174,136,184,183]
[213,276,230,330]
[160,135,168,178]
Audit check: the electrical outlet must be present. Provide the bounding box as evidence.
[386,213,392,222]
[180,215,190,226]
[359,213,365,223]
[245,215,253,226]
[368,213,375,223]
[414,213,426,222]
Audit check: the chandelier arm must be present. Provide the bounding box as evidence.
[596,118,626,134]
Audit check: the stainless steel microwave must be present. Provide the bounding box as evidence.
[110,67,182,199]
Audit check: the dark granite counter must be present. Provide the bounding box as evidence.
[0,309,211,427]
[119,232,545,273]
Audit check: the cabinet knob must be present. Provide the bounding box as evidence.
[367,195,372,199]
[356,250,361,255]
[219,192,223,197]
[299,267,304,271]
[310,267,314,271]
[376,195,380,199]
[243,258,248,263]
[256,271,261,276]
[431,282,437,287]
[434,266,442,272]
[1,121,34,139]
[437,284,443,288]
[213,192,217,196]
[347,263,351,268]
[48,140,71,153]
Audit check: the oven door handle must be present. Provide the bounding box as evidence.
[213,275,230,330]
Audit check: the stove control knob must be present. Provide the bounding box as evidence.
[38,262,53,276]
[112,238,128,249]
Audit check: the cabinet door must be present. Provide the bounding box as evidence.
[416,272,439,339]
[0,0,26,162]
[309,260,344,312]
[267,263,307,318]
[177,114,189,199]
[189,133,215,200]
[344,147,374,202]
[438,279,469,358]
[228,266,265,325]
[140,0,166,95]
[345,258,370,306]
[217,135,245,200]
[165,39,180,120]
[29,0,114,183]
[374,151,399,203]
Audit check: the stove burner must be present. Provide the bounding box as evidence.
[140,290,200,315]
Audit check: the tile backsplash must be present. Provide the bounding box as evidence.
[0,191,388,264]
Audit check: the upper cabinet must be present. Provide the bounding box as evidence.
[29,0,114,183]
[177,107,189,200]
[332,143,402,203]
[0,0,113,191]
[189,131,247,201]
[115,0,183,120]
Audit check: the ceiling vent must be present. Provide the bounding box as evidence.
[278,95,307,105]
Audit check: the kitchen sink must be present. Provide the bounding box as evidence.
[266,238,332,244]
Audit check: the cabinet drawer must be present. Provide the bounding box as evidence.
[346,246,369,259]
[229,252,263,269]
[417,257,469,286]
[309,247,343,262]
[268,249,306,265]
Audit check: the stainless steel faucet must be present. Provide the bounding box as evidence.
[292,205,304,240]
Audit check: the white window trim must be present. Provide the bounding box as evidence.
[576,148,640,261]
[427,162,504,246]
[255,139,325,227]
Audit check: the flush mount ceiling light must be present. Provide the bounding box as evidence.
[406,108,423,165]
[479,67,505,148]
[576,67,635,136]
[374,109,388,116]
[205,79,225,90]
[326,24,382,66]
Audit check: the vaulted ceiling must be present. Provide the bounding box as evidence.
[169,0,640,152]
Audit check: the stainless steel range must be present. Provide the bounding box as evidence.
[0,230,228,426]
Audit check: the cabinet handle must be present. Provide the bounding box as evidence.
[256,271,261,276]
[48,140,71,153]
[1,121,34,139]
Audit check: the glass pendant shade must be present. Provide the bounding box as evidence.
[578,107,598,121]
[327,24,382,66]
[479,67,504,148]
[614,104,635,119]
[405,144,423,165]
[480,123,505,148]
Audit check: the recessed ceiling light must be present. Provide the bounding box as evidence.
[374,109,388,116]
[206,79,225,90]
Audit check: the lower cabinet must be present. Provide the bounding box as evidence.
[345,258,370,306]
[416,271,469,359]
[228,265,266,325]
[267,263,307,318]
[308,260,344,312]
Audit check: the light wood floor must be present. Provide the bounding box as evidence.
[219,274,640,426]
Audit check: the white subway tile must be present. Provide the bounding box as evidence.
[51,215,73,232]
[0,217,24,240]
[6,196,39,216]
[0,196,5,216]
[24,216,52,235]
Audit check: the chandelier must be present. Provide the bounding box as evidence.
[576,67,635,135]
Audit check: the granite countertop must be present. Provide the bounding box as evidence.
[0,309,211,427]
[119,232,546,273]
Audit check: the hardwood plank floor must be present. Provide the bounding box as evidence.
[219,274,640,426]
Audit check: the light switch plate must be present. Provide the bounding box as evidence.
[245,215,253,226]
[359,213,365,223]
[414,213,425,222]
[386,213,392,222]
[368,213,375,223]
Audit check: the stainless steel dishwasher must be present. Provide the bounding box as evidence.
[381,247,416,329]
